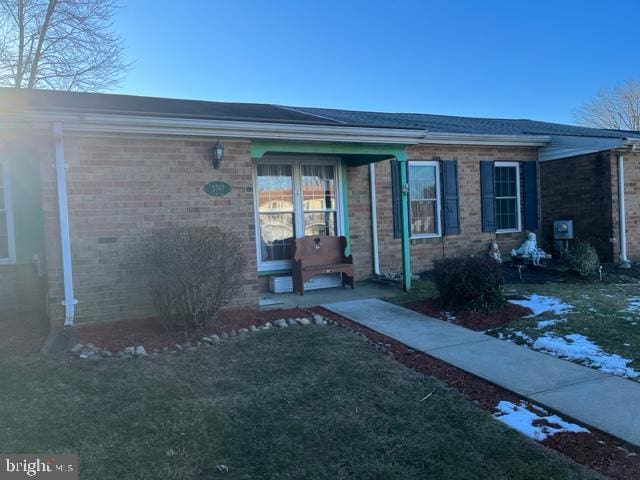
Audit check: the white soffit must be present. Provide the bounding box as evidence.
[539,135,626,162]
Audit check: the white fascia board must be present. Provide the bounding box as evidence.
[418,132,551,147]
[18,112,426,145]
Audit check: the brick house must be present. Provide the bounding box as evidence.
[1,88,638,329]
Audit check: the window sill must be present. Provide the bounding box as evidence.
[496,229,521,235]
[410,234,441,240]
[257,261,294,276]
[410,234,442,244]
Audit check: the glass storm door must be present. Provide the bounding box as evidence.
[301,164,337,237]
[255,159,341,271]
[256,164,295,264]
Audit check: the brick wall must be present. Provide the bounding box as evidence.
[539,152,615,261]
[347,145,539,277]
[0,264,45,315]
[39,136,541,324]
[41,134,259,326]
[345,164,374,279]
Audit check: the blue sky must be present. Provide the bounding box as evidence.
[114,0,640,124]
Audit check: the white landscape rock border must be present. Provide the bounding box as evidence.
[70,314,332,360]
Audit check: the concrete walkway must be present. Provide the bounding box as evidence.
[322,298,640,447]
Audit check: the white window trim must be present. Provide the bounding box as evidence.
[0,162,16,265]
[408,160,442,240]
[252,155,344,272]
[495,161,522,234]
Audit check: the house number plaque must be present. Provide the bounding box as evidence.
[204,181,231,197]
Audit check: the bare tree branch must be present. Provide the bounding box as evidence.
[0,0,130,91]
[573,79,640,131]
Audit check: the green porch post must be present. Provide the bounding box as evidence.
[397,152,411,292]
[340,162,351,256]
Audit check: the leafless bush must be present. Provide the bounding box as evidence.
[143,226,246,334]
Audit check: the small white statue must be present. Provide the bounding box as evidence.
[511,232,546,266]
[488,241,502,263]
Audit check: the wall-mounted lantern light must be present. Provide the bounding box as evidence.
[211,140,224,169]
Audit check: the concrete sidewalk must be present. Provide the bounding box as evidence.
[322,298,640,447]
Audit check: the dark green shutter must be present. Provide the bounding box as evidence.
[390,159,401,238]
[522,161,538,231]
[442,160,460,235]
[480,161,496,232]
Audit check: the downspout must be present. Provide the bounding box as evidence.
[617,153,631,268]
[369,163,380,276]
[53,122,77,324]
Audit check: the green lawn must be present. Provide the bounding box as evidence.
[497,282,640,373]
[392,278,640,377]
[0,325,598,479]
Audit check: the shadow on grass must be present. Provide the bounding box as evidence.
[0,325,600,479]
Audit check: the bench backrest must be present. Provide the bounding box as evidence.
[293,235,348,266]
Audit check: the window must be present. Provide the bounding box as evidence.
[494,162,521,232]
[0,163,15,263]
[408,161,441,238]
[254,158,341,270]
[301,164,337,237]
[256,164,295,262]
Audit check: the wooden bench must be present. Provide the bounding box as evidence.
[510,253,553,266]
[292,235,355,295]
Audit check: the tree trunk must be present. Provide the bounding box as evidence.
[14,0,24,87]
[27,0,58,88]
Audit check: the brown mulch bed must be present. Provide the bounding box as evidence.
[311,306,640,480]
[76,307,309,351]
[404,298,532,331]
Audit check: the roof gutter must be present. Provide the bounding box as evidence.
[13,112,553,146]
[17,112,427,145]
[418,132,551,147]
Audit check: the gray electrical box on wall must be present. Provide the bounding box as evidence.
[553,220,574,240]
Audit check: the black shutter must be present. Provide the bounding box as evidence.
[442,160,460,235]
[522,161,538,231]
[480,161,496,232]
[390,159,401,239]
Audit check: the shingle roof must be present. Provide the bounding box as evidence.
[0,88,342,126]
[2,88,639,140]
[291,106,640,139]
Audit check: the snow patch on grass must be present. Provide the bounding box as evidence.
[536,319,565,330]
[625,298,640,314]
[511,331,533,344]
[494,400,589,441]
[532,333,640,378]
[508,295,572,317]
